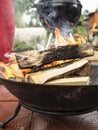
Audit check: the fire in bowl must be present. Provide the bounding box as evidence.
[0,60,98,116]
[0,0,97,116]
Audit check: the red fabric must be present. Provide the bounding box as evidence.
[0,0,15,63]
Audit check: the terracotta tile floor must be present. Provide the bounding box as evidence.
[0,84,32,130]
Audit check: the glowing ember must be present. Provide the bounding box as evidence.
[42,59,79,69]
[21,68,32,75]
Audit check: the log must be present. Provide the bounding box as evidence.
[46,77,90,86]
[25,59,89,84]
[25,60,90,84]
[16,43,94,69]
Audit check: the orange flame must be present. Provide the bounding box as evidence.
[42,59,78,69]
[0,61,33,80]
[42,21,80,68]
[54,28,67,47]
[45,20,76,48]
[0,62,15,79]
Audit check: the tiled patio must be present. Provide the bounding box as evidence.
[0,84,32,130]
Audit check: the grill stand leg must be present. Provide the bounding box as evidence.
[0,101,21,128]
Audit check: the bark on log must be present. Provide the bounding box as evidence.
[16,43,94,69]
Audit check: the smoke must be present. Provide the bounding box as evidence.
[36,0,82,36]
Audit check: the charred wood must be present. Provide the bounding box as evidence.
[16,44,94,69]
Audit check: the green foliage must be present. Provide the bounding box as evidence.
[12,37,32,51]
[72,15,86,35]
[14,16,25,28]
[13,35,47,51]
[28,35,48,49]
[76,15,84,26]
[12,0,34,15]
[12,0,40,27]
[73,25,86,35]
[95,6,98,11]
[82,10,89,16]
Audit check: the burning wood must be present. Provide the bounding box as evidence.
[0,56,24,81]
[0,28,93,86]
[0,50,91,86]
[16,43,94,70]
[0,0,94,86]
[0,14,94,86]
[0,62,14,79]
[0,25,94,86]
[0,50,92,85]
[25,59,89,84]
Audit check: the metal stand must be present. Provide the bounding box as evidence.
[0,101,21,128]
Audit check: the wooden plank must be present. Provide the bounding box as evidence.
[91,29,98,32]
[46,77,90,86]
[27,59,89,84]
[85,51,98,61]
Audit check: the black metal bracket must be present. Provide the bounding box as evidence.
[0,101,21,128]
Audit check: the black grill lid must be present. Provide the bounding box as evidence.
[35,0,82,27]
[38,0,82,7]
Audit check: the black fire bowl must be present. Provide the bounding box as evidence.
[0,60,98,116]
